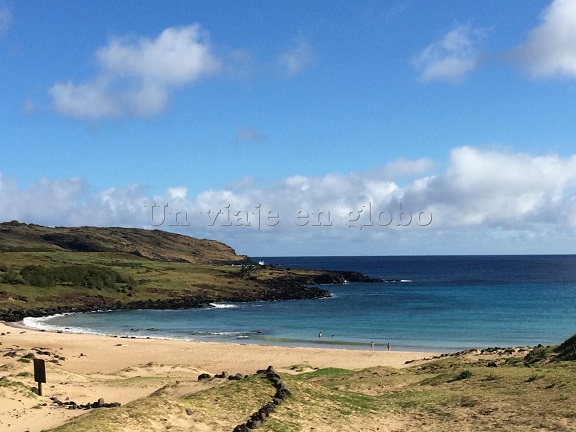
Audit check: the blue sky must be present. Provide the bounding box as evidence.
[2,0,576,256]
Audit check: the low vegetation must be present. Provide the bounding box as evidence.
[45,336,576,431]
[0,250,329,319]
[0,221,341,321]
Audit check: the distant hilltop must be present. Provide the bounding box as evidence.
[0,221,248,265]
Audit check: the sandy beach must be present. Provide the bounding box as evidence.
[0,321,439,432]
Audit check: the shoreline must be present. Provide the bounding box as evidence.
[13,312,478,353]
[1,321,440,373]
[13,308,541,354]
[8,318,445,353]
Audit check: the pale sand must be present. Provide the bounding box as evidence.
[0,321,439,432]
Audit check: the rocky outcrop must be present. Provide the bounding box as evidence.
[272,271,383,286]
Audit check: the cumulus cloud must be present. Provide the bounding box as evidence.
[0,175,89,224]
[413,24,484,83]
[404,146,576,227]
[3,147,576,254]
[512,0,576,78]
[278,38,313,76]
[49,24,221,119]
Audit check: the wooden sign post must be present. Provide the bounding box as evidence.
[33,358,46,396]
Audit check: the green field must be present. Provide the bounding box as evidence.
[0,249,341,323]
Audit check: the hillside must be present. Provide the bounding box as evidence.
[0,221,247,264]
[0,221,376,321]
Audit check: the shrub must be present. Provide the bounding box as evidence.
[526,373,544,382]
[20,265,54,287]
[239,264,257,279]
[1,268,25,285]
[452,369,473,381]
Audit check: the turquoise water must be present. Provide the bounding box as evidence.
[24,255,576,352]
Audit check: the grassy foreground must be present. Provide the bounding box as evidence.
[41,341,576,432]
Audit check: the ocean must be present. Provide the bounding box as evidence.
[23,255,576,352]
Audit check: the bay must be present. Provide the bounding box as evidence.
[24,255,576,352]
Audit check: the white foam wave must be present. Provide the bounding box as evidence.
[209,303,239,309]
[22,314,72,331]
[22,315,108,336]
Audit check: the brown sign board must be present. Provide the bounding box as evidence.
[33,358,46,384]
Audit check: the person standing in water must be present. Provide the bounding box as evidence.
[370,341,374,350]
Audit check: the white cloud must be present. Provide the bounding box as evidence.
[3,147,576,255]
[413,24,484,83]
[167,187,187,200]
[96,25,220,84]
[512,0,576,78]
[278,39,313,76]
[0,175,88,224]
[404,146,576,227]
[49,24,221,119]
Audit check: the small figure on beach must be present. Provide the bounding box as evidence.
[387,342,391,351]
[318,332,322,338]
[370,341,374,350]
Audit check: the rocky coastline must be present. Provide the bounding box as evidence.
[0,269,384,322]
[0,222,389,323]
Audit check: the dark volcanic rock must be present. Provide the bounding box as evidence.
[246,419,262,429]
[228,373,244,380]
[335,270,385,282]
[197,373,211,381]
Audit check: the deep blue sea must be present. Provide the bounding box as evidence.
[23,255,576,352]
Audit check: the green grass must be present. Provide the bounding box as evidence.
[451,369,473,381]
[41,353,576,432]
[0,251,302,315]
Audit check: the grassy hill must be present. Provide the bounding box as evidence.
[0,221,345,321]
[0,221,247,264]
